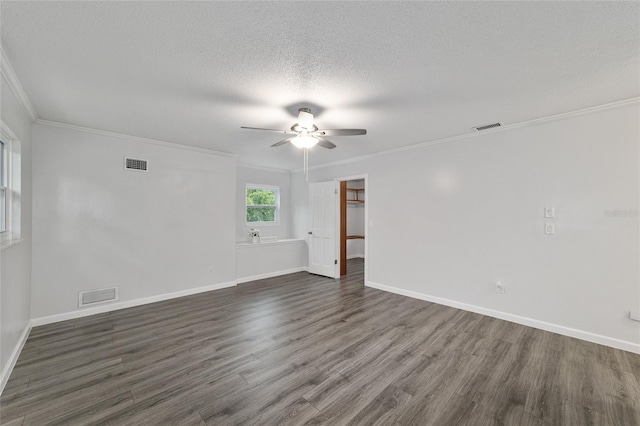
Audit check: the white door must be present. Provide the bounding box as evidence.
[308,181,338,278]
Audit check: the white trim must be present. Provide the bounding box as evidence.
[238,162,289,174]
[366,281,640,355]
[31,280,237,327]
[0,323,31,396]
[346,254,365,260]
[35,119,238,159]
[0,49,37,122]
[236,267,309,284]
[293,97,640,173]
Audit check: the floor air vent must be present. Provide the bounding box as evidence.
[473,122,503,132]
[78,287,118,307]
[124,157,148,172]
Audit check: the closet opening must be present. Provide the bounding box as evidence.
[339,178,366,276]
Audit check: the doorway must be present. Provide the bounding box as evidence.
[337,176,367,276]
[306,175,368,281]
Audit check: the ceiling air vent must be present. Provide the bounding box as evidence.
[124,157,148,172]
[473,122,503,132]
[78,287,118,307]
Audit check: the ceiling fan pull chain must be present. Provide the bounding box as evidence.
[304,148,309,182]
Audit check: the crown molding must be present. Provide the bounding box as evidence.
[237,162,290,174]
[0,49,38,122]
[35,119,238,159]
[292,97,640,174]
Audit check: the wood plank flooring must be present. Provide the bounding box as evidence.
[2,258,639,425]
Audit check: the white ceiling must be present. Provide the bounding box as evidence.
[2,1,639,170]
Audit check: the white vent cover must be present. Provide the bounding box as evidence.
[473,122,503,132]
[78,287,118,307]
[124,157,148,172]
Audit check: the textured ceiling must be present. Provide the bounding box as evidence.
[2,1,639,170]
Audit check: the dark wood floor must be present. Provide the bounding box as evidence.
[1,259,639,425]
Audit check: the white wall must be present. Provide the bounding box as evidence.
[236,165,291,242]
[292,102,640,352]
[0,76,33,384]
[31,123,237,320]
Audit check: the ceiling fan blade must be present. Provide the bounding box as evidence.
[271,137,295,147]
[316,137,336,149]
[315,129,367,136]
[241,126,297,135]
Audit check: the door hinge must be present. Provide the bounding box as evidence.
[335,259,338,265]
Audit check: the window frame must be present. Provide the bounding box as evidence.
[245,184,280,226]
[0,121,21,250]
[0,139,6,234]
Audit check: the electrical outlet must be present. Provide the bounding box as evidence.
[495,281,505,294]
[544,223,555,235]
[544,207,555,218]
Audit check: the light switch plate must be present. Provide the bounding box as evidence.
[544,207,555,218]
[544,223,555,235]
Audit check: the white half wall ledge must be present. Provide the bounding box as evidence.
[30,280,238,327]
[236,267,309,284]
[0,323,31,396]
[366,281,640,355]
[236,238,306,248]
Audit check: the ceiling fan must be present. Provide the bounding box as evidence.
[241,107,367,150]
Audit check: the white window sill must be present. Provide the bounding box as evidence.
[1,235,23,251]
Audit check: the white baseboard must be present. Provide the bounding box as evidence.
[366,281,640,355]
[31,280,238,327]
[0,322,31,396]
[347,254,365,260]
[236,267,309,284]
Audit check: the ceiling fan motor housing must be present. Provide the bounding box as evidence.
[291,123,318,132]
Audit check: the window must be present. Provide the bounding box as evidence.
[246,185,279,224]
[0,140,6,234]
[1,122,21,249]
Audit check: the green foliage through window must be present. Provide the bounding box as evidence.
[246,187,278,223]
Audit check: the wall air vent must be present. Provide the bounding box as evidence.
[473,122,503,132]
[124,157,148,172]
[78,287,118,307]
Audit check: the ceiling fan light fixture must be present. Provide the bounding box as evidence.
[291,133,318,149]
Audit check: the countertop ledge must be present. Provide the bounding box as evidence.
[1,237,23,251]
[236,238,306,248]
